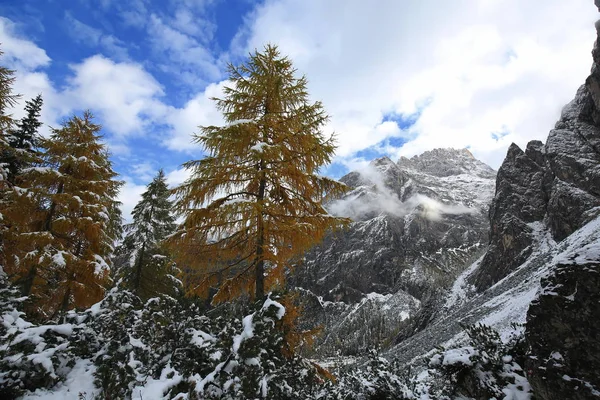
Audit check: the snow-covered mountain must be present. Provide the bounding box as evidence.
[298,15,600,398]
[382,12,600,399]
[293,148,497,356]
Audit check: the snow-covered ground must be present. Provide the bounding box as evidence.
[390,215,600,364]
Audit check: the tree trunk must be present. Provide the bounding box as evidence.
[255,168,266,300]
[20,265,37,296]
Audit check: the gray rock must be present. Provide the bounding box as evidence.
[469,24,600,290]
[294,148,496,356]
[525,262,600,400]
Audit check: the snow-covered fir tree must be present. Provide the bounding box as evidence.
[3,94,43,184]
[114,169,179,299]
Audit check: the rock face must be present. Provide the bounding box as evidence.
[386,7,600,399]
[469,32,600,291]
[298,149,495,302]
[525,261,600,400]
[294,149,496,355]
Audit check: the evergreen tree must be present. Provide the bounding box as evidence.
[0,50,20,291]
[4,94,43,183]
[166,45,348,304]
[116,169,178,299]
[0,49,19,185]
[2,111,123,319]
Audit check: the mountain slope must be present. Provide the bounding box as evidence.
[385,9,600,399]
[293,148,496,356]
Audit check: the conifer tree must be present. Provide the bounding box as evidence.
[115,169,178,299]
[0,50,20,283]
[2,111,123,319]
[166,45,348,303]
[3,94,43,184]
[0,50,19,185]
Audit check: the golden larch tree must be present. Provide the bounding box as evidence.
[166,45,348,303]
[2,111,122,319]
[0,49,20,283]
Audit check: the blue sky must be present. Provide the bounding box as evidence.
[0,0,596,218]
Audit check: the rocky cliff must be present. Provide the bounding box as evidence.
[469,37,600,291]
[293,148,496,356]
[385,5,600,399]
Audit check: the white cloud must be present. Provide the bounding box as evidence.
[63,55,167,136]
[0,17,50,70]
[328,164,474,221]
[171,7,216,40]
[147,13,221,85]
[166,167,192,187]
[236,0,597,168]
[0,17,63,134]
[163,80,227,152]
[64,13,130,61]
[118,178,147,222]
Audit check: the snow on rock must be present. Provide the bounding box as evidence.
[391,214,600,366]
[444,254,482,309]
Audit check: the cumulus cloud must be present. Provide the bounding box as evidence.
[118,178,148,222]
[63,55,167,136]
[236,0,596,168]
[0,17,50,70]
[147,13,221,86]
[163,80,227,152]
[166,167,192,187]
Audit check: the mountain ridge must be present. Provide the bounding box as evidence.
[294,146,497,356]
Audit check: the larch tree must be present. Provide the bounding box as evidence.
[166,45,348,304]
[115,169,178,299]
[2,111,123,319]
[0,50,20,284]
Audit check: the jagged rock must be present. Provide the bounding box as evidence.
[469,143,547,291]
[469,21,600,291]
[525,262,600,400]
[397,148,496,180]
[294,148,495,355]
[299,288,420,356]
[298,148,495,302]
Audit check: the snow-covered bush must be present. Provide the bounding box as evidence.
[427,323,531,399]
[0,273,76,398]
[1,281,329,399]
[318,348,413,400]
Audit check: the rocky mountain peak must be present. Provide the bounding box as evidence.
[468,10,600,293]
[296,148,496,355]
[370,155,396,169]
[397,147,496,179]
